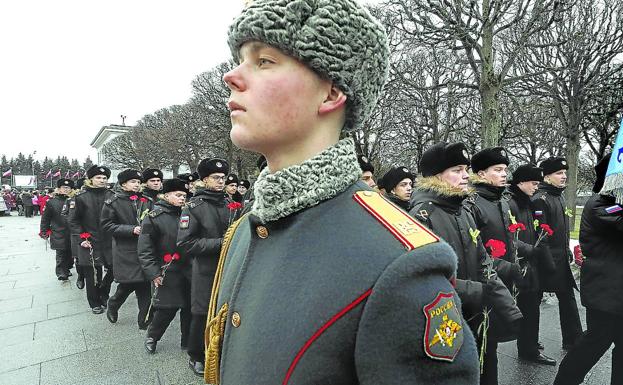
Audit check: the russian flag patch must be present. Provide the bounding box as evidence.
[534,210,543,216]
[605,205,622,214]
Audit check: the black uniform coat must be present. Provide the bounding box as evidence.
[215,181,479,384]
[177,187,229,315]
[532,183,576,292]
[410,177,522,340]
[138,200,191,309]
[579,194,623,316]
[464,180,519,287]
[67,183,114,267]
[40,194,71,250]
[142,188,160,202]
[384,192,411,212]
[101,190,153,283]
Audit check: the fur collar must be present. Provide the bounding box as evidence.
[251,138,361,223]
[415,176,471,197]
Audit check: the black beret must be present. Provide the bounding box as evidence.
[162,178,189,194]
[117,169,143,185]
[239,179,251,189]
[76,178,86,190]
[510,164,543,185]
[357,154,375,173]
[226,174,239,185]
[197,158,229,179]
[257,155,267,171]
[593,153,611,193]
[86,165,111,179]
[381,166,415,192]
[57,178,75,189]
[471,147,509,173]
[420,142,471,177]
[539,157,568,176]
[142,168,163,182]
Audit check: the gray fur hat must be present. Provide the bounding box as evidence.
[227,0,389,131]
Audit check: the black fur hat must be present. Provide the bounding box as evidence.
[197,158,229,180]
[381,166,414,192]
[226,174,239,185]
[239,179,251,189]
[162,178,189,194]
[142,168,163,182]
[56,178,75,189]
[510,164,544,185]
[471,147,509,173]
[76,177,86,190]
[257,155,267,171]
[539,157,568,176]
[86,165,111,179]
[117,169,143,185]
[420,142,471,177]
[357,154,375,173]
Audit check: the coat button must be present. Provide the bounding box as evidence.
[231,311,241,328]
[256,226,269,239]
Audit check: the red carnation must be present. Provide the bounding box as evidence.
[508,223,526,233]
[171,252,180,261]
[79,232,92,239]
[540,223,554,236]
[227,202,243,210]
[163,253,172,263]
[484,239,506,258]
[129,195,138,201]
[139,197,148,203]
[45,229,52,236]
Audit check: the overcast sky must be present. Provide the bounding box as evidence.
[0,1,246,162]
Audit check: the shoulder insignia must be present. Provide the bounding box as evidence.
[104,196,117,205]
[423,292,464,362]
[353,191,438,250]
[75,190,86,196]
[149,208,163,218]
[604,205,622,214]
[187,199,205,209]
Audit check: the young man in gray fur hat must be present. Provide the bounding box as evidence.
[203,0,479,383]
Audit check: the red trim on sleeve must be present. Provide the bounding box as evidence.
[282,288,373,385]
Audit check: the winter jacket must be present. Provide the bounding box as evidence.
[177,187,230,314]
[579,194,623,316]
[532,183,576,292]
[464,180,520,288]
[21,192,33,206]
[39,195,71,250]
[39,195,50,211]
[67,182,114,266]
[101,190,153,283]
[384,192,411,212]
[410,177,522,341]
[138,200,191,309]
[142,188,160,202]
[507,185,555,292]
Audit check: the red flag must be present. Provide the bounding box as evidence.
[52,170,61,178]
[65,170,71,178]
[2,168,11,177]
[72,171,81,178]
[45,169,52,178]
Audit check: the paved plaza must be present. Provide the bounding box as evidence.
[0,213,613,385]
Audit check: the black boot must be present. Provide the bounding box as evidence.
[144,337,157,354]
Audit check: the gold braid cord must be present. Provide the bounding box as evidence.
[204,214,248,384]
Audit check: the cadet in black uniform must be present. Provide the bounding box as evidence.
[68,165,115,313]
[40,178,75,280]
[380,166,414,211]
[357,154,376,188]
[411,142,521,385]
[204,1,480,383]
[555,153,623,385]
[101,169,154,329]
[507,164,557,365]
[224,174,243,203]
[177,158,230,376]
[142,168,163,202]
[139,178,191,354]
[62,178,86,289]
[534,157,583,349]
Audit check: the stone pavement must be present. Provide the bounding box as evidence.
[0,213,203,385]
[0,212,614,385]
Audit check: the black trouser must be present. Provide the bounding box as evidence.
[480,338,498,385]
[84,265,105,308]
[517,291,543,356]
[24,206,33,217]
[555,289,583,346]
[75,262,85,280]
[100,264,114,302]
[33,205,40,216]
[188,313,208,362]
[554,308,623,385]
[55,249,73,278]
[108,281,152,327]
[148,307,191,344]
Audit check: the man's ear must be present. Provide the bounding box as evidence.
[318,85,347,115]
